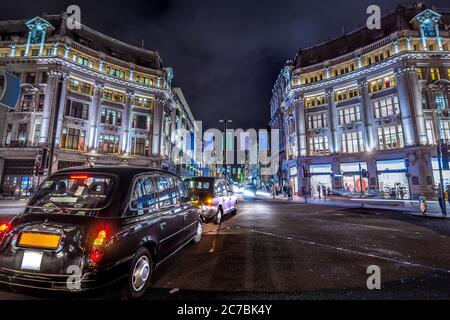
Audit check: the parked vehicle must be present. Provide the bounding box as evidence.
[0,166,202,298]
[185,177,238,224]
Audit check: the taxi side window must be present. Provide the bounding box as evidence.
[176,178,188,200]
[130,176,156,215]
[156,175,176,209]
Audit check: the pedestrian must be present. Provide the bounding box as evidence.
[316,184,321,199]
[322,185,327,200]
[399,187,404,200]
[327,186,331,197]
[287,186,293,200]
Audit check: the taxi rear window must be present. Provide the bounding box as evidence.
[28,173,116,212]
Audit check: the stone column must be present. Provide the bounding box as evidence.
[54,76,69,146]
[39,72,57,144]
[151,98,164,157]
[409,66,427,145]
[395,66,418,147]
[358,79,375,151]
[294,93,307,157]
[325,88,337,153]
[122,91,133,154]
[88,83,103,149]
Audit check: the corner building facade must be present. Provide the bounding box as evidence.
[270,3,450,199]
[0,14,198,197]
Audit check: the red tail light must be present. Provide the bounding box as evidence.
[70,175,89,180]
[0,223,10,243]
[90,229,108,264]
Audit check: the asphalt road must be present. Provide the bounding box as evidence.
[2,198,450,299]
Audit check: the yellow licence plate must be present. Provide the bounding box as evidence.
[18,233,61,249]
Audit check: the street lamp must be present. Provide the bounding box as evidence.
[219,116,232,180]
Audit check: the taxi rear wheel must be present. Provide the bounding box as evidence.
[125,247,153,299]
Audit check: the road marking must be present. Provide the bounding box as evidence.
[169,288,179,294]
[248,228,450,274]
[337,222,403,232]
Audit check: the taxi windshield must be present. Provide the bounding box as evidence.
[28,173,116,211]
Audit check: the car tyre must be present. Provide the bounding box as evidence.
[125,247,153,299]
[192,219,203,244]
[213,207,223,225]
[232,201,238,214]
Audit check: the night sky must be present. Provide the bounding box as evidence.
[1,0,449,130]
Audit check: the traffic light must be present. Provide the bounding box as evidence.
[442,142,449,170]
[41,148,49,169]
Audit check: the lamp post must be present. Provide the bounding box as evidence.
[219,116,232,180]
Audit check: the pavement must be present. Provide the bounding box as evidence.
[2,198,450,300]
[261,194,449,218]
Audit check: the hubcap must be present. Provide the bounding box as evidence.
[196,222,203,239]
[132,256,150,292]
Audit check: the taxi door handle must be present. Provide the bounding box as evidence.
[160,222,167,230]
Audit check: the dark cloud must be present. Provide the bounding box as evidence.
[2,0,449,130]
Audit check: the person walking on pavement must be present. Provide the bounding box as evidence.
[316,184,321,199]
[322,185,327,200]
[287,185,293,200]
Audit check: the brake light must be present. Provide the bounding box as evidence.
[0,223,9,233]
[206,198,213,205]
[70,175,89,180]
[0,223,10,242]
[90,229,108,264]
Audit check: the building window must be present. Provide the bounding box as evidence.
[369,74,397,93]
[377,125,404,150]
[131,137,150,156]
[417,67,424,80]
[339,106,361,125]
[71,53,94,69]
[134,96,154,108]
[19,94,33,112]
[135,74,153,85]
[5,124,12,145]
[132,114,150,130]
[101,108,122,126]
[435,92,448,110]
[33,123,41,144]
[67,78,93,95]
[61,128,86,150]
[98,133,120,154]
[24,72,36,84]
[430,68,441,81]
[36,94,45,112]
[102,89,124,103]
[65,100,89,120]
[426,120,436,145]
[440,121,450,141]
[105,65,126,79]
[307,113,327,129]
[373,96,400,118]
[341,131,364,153]
[17,123,28,143]
[335,87,359,101]
[305,95,326,107]
[308,135,329,155]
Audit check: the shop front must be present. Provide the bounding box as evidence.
[339,162,368,195]
[432,157,450,189]
[288,166,298,194]
[309,164,332,197]
[376,159,409,199]
[1,159,35,197]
